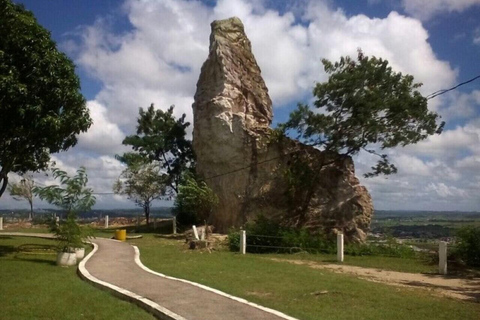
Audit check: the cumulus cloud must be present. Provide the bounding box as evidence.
[76,101,128,156]
[402,0,480,20]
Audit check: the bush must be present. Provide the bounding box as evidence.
[227,216,416,258]
[227,215,334,254]
[173,174,218,227]
[454,226,480,267]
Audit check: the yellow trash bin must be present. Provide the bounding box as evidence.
[115,229,126,241]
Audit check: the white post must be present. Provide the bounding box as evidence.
[0,217,3,230]
[172,216,177,235]
[105,215,109,229]
[240,230,246,255]
[200,229,205,240]
[55,216,60,225]
[337,233,344,262]
[439,241,447,275]
[192,225,199,240]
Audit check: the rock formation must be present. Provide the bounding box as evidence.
[192,17,373,242]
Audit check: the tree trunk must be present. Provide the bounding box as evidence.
[29,201,33,221]
[144,203,150,225]
[0,169,8,199]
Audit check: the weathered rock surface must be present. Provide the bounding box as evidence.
[192,17,373,242]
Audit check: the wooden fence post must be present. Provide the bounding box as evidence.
[240,230,246,255]
[173,216,177,235]
[337,233,344,262]
[439,241,447,275]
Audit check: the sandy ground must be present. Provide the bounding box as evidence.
[269,258,480,302]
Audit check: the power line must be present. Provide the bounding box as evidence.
[426,74,480,100]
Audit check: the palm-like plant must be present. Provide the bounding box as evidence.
[35,167,96,252]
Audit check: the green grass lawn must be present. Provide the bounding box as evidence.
[0,235,156,320]
[130,235,480,320]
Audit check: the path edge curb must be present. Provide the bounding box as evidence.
[132,246,299,320]
[77,241,187,320]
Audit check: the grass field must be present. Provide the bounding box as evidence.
[0,235,156,320]
[130,235,480,320]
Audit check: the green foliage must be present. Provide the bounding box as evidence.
[119,104,194,194]
[0,0,91,197]
[345,236,416,258]
[34,167,96,213]
[8,175,34,219]
[279,50,444,177]
[113,161,168,224]
[173,173,218,226]
[453,226,480,267]
[33,167,96,251]
[48,212,93,252]
[228,216,415,258]
[228,215,334,254]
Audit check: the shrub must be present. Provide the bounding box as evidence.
[227,216,416,258]
[454,226,480,267]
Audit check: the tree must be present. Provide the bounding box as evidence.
[0,0,92,198]
[280,50,444,177]
[119,104,194,194]
[8,175,35,220]
[113,161,168,224]
[34,167,96,252]
[173,173,218,226]
[34,167,96,214]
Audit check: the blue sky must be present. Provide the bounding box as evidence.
[3,0,480,211]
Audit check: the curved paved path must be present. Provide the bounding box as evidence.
[1,233,297,320]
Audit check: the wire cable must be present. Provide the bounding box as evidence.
[426,74,480,100]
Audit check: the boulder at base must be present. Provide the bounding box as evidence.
[192,17,373,242]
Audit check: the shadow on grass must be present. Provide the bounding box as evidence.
[0,244,17,257]
[8,243,58,266]
[15,254,57,266]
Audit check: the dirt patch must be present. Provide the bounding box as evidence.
[269,258,480,303]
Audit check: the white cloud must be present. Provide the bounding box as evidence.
[402,0,480,20]
[474,27,480,45]
[76,101,127,156]
[5,0,477,212]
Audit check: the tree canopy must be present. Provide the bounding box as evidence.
[280,51,444,177]
[34,167,96,214]
[0,0,91,198]
[113,161,168,224]
[119,104,194,194]
[8,175,35,219]
[173,173,218,226]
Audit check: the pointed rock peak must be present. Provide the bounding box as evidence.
[211,16,245,34]
[194,16,272,127]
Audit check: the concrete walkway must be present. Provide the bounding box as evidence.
[1,233,297,320]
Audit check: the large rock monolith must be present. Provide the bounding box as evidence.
[192,17,373,242]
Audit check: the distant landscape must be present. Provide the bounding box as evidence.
[372,210,480,239]
[3,209,480,240]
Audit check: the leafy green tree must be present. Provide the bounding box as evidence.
[173,174,218,226]
[34,167,96,252]
[8,175,35,220]
[454,226,480,267]
[34,167,96,214]
[113,161,168,224]
[0,0,92,198]
[119,104,194,194]
[280,50,444,177]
